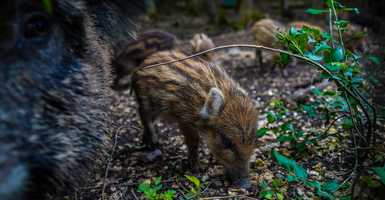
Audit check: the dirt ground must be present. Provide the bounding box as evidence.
[70,3,385,200]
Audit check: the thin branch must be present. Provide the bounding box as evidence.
[131,188,140,200]
[330,0,345,53]
[139,44,361,105]
[329,8,335,48]
[322,114,348,137]
[101,130,120,199]
[344,91,359,197]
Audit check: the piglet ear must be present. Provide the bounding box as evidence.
[200,87,225,120]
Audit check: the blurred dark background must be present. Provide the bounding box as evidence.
[143,0,385,34]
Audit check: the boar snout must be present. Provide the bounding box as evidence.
[224,165,251,189]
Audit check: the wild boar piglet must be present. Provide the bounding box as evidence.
[132,51,258,188]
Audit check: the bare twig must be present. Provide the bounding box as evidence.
[101,129,121,199]
[131,188,140,200]
[322,114,348,137]
[138,44,363,110]
[330,0,345,52]
[329,8,335,48]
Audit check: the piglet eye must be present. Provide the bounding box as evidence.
[24,14,51,39]
[220,134,234,149]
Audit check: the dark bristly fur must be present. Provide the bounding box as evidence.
[0,0,144,199]
[112,30,177,90]
[132,50,258,188]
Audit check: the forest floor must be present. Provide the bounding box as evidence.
[72,8,385,200]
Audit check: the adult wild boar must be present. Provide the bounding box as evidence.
[0,0,145,199]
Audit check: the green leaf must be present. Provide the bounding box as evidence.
[279,53,291,65]
[185,175,201,188]
[293,164,308,182]
[322,180,340,193]
[276,192,284,200]
[281,122,294,132]
[160,190,176,200]
[305,52,323,62]
[154,176,162,185]
[311,88,322,96]
[341,118,353,129]
[368,55,382,65]
[321,32,332,40]
[305,8,328,15]
[272,150,308,182]
[270,99,284,108]
[294,131,304,138]
[317,190,335,200]
[332,47,345,62]
[342,7,360,14]
[277,135,295,142]
[289,26,300,36]
[259,180,269,189]
[303,104,317,118]
[314,42,332,53]
[372,166,385,185]
[323,89,337,96]
[261,191,273,200]
[325,63,342,72]
[267,112,277,123]
[295,142,307,153]
[287,175,297,182]
[272,150,294,169]
[305,180,320,188]
[272,178,285,188]
[335,20,349,30]
[257,128,269,137]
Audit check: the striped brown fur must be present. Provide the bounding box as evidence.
[132,50,258,188]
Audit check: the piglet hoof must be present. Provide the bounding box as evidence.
[144,149,162,163]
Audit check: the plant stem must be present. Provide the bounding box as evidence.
[330,0,346,57]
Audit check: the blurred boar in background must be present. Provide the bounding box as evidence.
[0,0,145,199]
[112,30,177,89]
[190,33,217,61]
[251,18,285,66]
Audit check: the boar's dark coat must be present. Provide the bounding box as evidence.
[0,0,145,199]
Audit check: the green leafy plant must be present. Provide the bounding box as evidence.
[138,177,176,200]
[268,0,378,197]
[372,165,385,185]
[259,179,286,200]
[258,99,318,154]
[273,150,344,200]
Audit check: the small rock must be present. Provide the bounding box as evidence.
[296,187,304,196]
[145,149,162,162]
[228,48,241,57]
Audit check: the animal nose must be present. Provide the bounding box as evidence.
[0,155,28,200]
[224,168,251,189]
[232,178,251,189]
